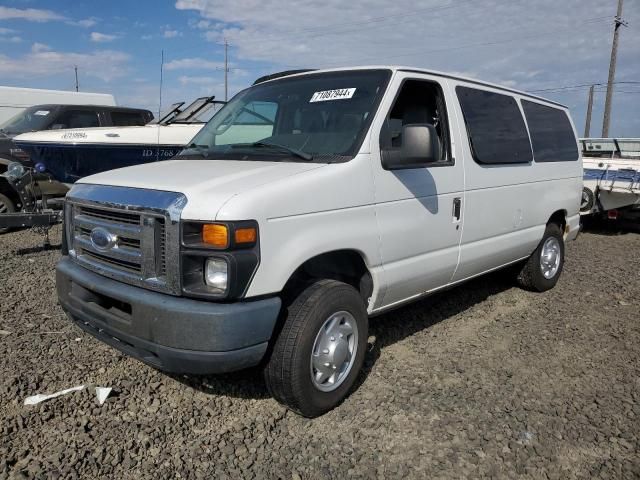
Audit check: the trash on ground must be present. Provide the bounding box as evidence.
[24,384,113,406]
[95,387,113,405]
[24,385,85,405]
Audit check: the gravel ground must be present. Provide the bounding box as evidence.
[1,223,639,479]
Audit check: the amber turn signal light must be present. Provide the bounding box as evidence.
[234,227,257,244]
[202,224,229,248]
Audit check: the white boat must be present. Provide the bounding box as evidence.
[12,97,223,184]
[580,138,640,219]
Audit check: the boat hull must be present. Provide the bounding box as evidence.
[582,158,640,214]
[14,142,184,184]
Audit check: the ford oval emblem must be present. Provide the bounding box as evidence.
[89,227,117,251]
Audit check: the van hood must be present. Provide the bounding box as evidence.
[78,159,326,220]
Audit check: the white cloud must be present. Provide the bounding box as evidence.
[163,29,181,38]
[174,0,640,136]
[0,6,66,22]
[90,32,118,43]
[141,34,153,40]
[174,0,636,76]
[164,57,225,71]
[69,17,99,28]
[0,45,130,81]
[0,36,22,43]
[178,75,216,85]
[31,43,51,53]
[0,27,21,43]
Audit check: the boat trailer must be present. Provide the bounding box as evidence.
[0,166,65,246]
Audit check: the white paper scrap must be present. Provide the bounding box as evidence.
[24,385,86,405]
[95,387,113,405]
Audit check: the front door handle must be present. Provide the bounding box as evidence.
[453,197,462,221]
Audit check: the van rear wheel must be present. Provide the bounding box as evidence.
[264,279,368,418]
[516,223,564,292]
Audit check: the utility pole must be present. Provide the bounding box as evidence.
[158,50,164,120]
[74,65,79,92]
[584,85,594,138]
[224,38,229,102]
[602,0,627,137]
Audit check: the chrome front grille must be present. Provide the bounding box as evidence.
[65,185,186,295]
[77,205,141,224]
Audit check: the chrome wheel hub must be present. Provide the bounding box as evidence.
[310,311,358,392]
[540,237,561,279]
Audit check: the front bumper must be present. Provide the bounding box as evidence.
[56,257,281,374]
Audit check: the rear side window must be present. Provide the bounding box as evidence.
[521,101,578,162]
[456,86,532,165]
[111,111,148,126]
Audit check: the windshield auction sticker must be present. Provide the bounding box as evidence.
[34,110,50,116]
[310,88,356,102]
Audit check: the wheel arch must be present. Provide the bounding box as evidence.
[548,209,567,233]
[281,249,374,306]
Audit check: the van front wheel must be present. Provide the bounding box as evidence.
[517,223,564,292]
[264,279,368,418]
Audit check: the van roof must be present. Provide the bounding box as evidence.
[255,66,567,109]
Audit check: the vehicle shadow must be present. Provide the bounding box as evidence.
[352,270,513,392]
[581,216,640,236]
[16,243,61,255]
[173,270,515,402]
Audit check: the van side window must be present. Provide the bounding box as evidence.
[456,86,532,165]
[381,79,450,162]
[521,100,578,162]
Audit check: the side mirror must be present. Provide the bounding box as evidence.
[382,124,440,170]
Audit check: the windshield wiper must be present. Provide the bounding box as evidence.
[231,141,313,161]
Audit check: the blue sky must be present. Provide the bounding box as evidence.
[0,0,639,136]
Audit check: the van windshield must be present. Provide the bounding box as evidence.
[177,69,391,162]
[0,105,59,136]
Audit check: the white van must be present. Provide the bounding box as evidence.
[56,67,582,417]
[0,86,116,124]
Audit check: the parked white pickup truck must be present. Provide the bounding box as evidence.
[57,67,582,417]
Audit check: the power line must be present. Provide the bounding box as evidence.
[529,81,640,93]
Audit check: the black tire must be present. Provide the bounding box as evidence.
[264,279,368,418]
[580,187,595,213]
[516,223,564,292]
[0,193,15,234]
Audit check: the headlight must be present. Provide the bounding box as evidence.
[181,220,260,300]
[204,257,228,293]
[5,161,25,179]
